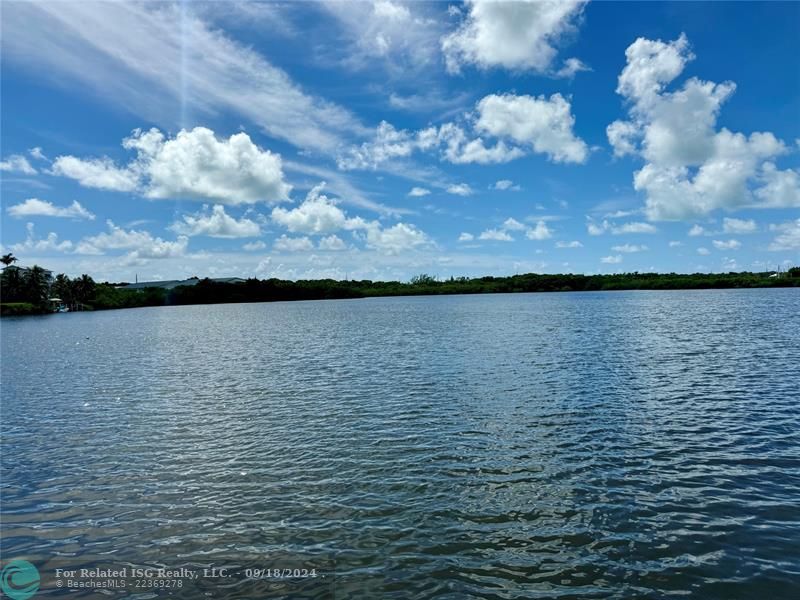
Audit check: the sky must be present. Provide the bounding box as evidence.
[1,0,799,283]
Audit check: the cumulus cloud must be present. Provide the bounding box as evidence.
[493,179,520,191]
[318,234,347,251]
[7,198,95,220]
[697,247,710,255]
[612,243,648,253]
[722,217,757,234]
[0,154,37,175]
[363,222,431,254]
[408,187,431,197]
[270,182,431,255]
[668,241,683,247]
[474,93,588,163]
[458,232,474,242]
[755,162,800,208]
[601,254,623,264]
[52,127,291,204]
[337,121,417,170]
[712,239,741,250]
[274,235,314,252]
[338,92,586,169]
[170,205,261,238]
[442,0,586,74]
[688,224,706,236]
[768,218,800,251]
[50,156,138,191]
[556,240,583,248]
[525,220,554,240]
[271,183,365,234]
[502,217,526,231]
[10,222,73,253]
[243,240,267,251]
[608,34,798,221]
[29,147,47,161]
[479,228,514,241]
[447,183,473,196]
[75,221,188,259]
[553,57,590,79]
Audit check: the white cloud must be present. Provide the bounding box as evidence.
[29,147,47,161]
[712,239,741,250]
[442,0,586,74]
[589,219,657,236]
[556,240,583,248]
[408,187,431,197]
[458,232,474,242]
[554,57,590,79]
[50,156,138,191]
[2,2,363,154]
[339,91,585,170]
[318,234,347,251]
[493,179,520,191]
[479,228,514,241]
[243,241,267,251]
[271,183,364,234]
[768,218,800,251]
[688,224,706,236]
[0,154,36,175]
[447,183,473,196]
[474,93,588,163]
[7,198,95,220]
[274,235,314,253]
[75,221,187,259]
[612,244,648,253]
[337,121,417,170]
[270,182,431,255]
[587,219,608,236]
[601,254,623,264]
[525,220,553,240]
[10,222,73,254]
[364,222,431,254]
[609,34,795,221]
[170,205,261,238]
[755,162,800,208]
[612,221,657,235]
[668,241,683,247]
[322,0,443,75]
[697,247,710,255]
[722,217,757,234]
[502,217,526,231]
[54,127,291,205]
[606,120,638,158]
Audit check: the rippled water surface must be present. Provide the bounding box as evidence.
[2,290,799,598]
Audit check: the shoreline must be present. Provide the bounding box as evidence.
[2,270,798,317]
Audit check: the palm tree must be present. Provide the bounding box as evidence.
[1,253,18,267]
[23,265,51,307]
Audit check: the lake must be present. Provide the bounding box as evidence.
[1,289,799,598]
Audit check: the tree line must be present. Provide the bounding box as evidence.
[2,251,798,316]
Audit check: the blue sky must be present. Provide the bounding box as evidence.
[1,0,798,282]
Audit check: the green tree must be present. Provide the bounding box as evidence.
[72,274,96,304]
[22,265,51,308]
[0,266,24,302]
[0,253,18,267]
[52,274,74,303]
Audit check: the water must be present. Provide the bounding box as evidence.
[2,289,799,598]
